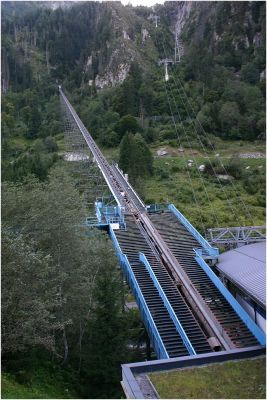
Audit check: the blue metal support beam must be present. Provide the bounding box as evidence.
[194,250,266,346]
[139,252,197,355]
[168,204,219,259]
[109,226,170,360]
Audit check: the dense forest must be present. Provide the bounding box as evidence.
[1,1,266,398]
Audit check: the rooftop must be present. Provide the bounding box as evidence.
[148,356,266,399]
[216,242,266,308]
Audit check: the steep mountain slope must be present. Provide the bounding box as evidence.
[1,1,159,91]
[1,1,266,183]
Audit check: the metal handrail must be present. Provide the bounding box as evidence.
[123,254,169,360]
[109,226,169,359]
[140,252,196,355]
[194,249,266,346]
[168,204,219,258]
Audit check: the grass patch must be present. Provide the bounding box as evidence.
[1,372,75,399]
[101,146,120,163]
[143,155,265,231]
[149,357,266,399]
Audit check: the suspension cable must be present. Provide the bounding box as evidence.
[167,42,255,225]
[163,80,214,231]
[159,35,245,227]
[165,76,242,227]
[155,28,220,228]
[164,79,220,228]
[171,70,255,225]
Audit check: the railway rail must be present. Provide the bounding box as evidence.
[59,87,265,359]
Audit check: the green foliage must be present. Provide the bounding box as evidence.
[180,1,265,141]
[2,231,55,354]
[119,132,153,184]
[113,63,143,116]
[219,102,241,139]
[44,136,58,152]
[143,155,265,230]
[81,251,126,398]
[241,62,260,84]
[115,114,140,140]
[2,352,78,399]
[2,167,135,398]
[1,88,61,182]
[242,168,266,195]
[224,156,243,180]
[2,372,75,399]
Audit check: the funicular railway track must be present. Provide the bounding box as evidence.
[115,214,213,357]
[149,211,259,348]
[59,87,264,359]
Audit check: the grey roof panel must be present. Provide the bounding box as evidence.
[217,242,266,308]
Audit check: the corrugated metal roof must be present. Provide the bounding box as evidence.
[217,242,266,308]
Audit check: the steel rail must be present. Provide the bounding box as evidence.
[59,87,125,208]
[59,87,231,349]
[140,252,197,355]
[59,88,261,352]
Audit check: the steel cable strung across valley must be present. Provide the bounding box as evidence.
[154,45,211,232]
[163,79,221,229]
[170,71,255,226]
[163,81,214,232]
[154,30,220,229]
[159,34,255,226]
[165,70,248,227]
[152,31,207,234]
[158,35,244,228]
[164,76,242,228]
[157,28,251,226]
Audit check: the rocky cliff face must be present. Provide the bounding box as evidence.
[86,2,157,89]
[174,1,193,35]
[1,1,265,92]
[1,1,159,91]
[181,1,265,63]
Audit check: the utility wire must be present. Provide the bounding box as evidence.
[160,35,245,227]
[169,51,255,225]
[165,75,242,227]
[163,80,214,231]
[155,28,219,229]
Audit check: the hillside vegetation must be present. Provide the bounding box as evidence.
[1,1,266,398]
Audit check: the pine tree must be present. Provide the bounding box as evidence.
[119,132,153,184]
[134,133,153,177]
[81,239,126,398]
[118,132,135,174]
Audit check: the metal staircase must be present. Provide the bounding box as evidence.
[60,87,265,362]
[149,210,259,348]
[114,215,212,358]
